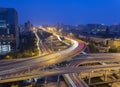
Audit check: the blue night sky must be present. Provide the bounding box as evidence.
[0,0,120,25]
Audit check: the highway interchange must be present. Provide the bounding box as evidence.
[0,28,85,83]
[0,27,120,87]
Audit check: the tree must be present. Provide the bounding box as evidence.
[88,42,99,53]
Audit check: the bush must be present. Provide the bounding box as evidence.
[5,55,13,59]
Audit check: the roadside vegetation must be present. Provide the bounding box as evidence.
[109,46,120,53]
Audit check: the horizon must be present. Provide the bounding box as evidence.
[0,0,120,25]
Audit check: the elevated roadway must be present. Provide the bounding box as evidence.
[0,44,120,85]
[1,61,120,83]
[0,27,120,86]
[67,53,120,87]
[0,29,86,83]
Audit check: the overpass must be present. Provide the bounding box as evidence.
[0,28,86,84]
[0,54,120,83]
[1,60,120,83]
[0,27,120,87]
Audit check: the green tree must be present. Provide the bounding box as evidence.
[88,42,99,53]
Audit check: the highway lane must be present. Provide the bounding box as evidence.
[68,54,120,87]
[0,26,86,84]
[72,57,120,65]
[55,33,87,87]
[0,53,48,66]
[0,30,72,70]
[2,26,120,85]
[0,29,52,71]
[68,58,88,87]
[2,39,118,83]
[3,51,118,68]
[1,41,120,84]
[0,44,83,75]
[2,62,120,83]
[0,36,84,75]
[0,40,86,83]
[63,74,77,87]
[0,30,63,67]
[64,56,120,87]
[0,42,119,83]
[0,53,59,69]
[5,53,118,86]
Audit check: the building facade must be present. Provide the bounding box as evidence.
[0,8,19,54]
[106,39,120,48]
[24,21,33,32]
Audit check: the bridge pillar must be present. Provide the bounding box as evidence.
[57,75,60,82]
[57,75,60,87]
[104,71,107,81]
[45,76,47,83]
[88,71,92,85]
[44,76,47,87]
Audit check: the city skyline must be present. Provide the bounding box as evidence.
[0,0,120,25]
[1,1,120,86]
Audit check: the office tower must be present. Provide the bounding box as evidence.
[0,8,19,54]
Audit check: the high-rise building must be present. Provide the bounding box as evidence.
[0,8,19,54]
[24,21,33,32]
